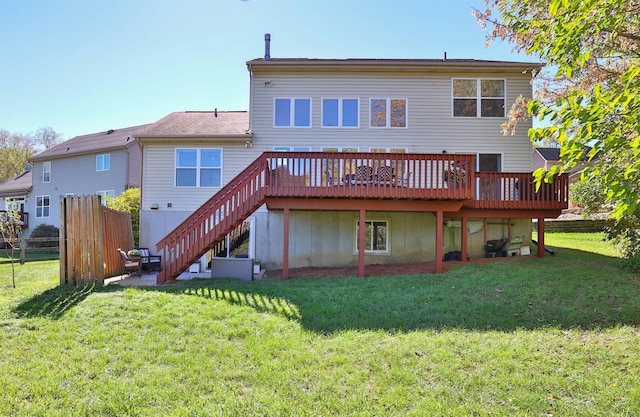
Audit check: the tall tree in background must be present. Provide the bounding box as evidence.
[0,129,35,183]
[33,126,63,150]
[0,126,63,182]
[474,0,639,219]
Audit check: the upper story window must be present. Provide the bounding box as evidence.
[175,148,222,188]
[453,79,505,117]
[274,98,311,127]
[370,99,407,128]
[36,195,50,218]
[96,154,111,171]
[322,98,359,128]
[42,161,51,183]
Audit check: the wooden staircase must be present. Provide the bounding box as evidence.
[155,156,268,284]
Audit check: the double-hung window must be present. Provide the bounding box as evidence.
[274,98,311,127]
[322,98,359,127]
[355,219,389,254]
[96,154,111,171]
[42,161,51,183]
[370,99,407,128]
[96,190,115,205]
[453,79,505,117]
[175,148,222,187]
[36,195,50,218]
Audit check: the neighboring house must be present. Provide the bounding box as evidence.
[532,147,562,171]
[139,46,569,283]
[28,124,150,233]
[533,146,590,183]
[0,169,32,233]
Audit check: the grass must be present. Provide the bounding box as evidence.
[1,233,639,416]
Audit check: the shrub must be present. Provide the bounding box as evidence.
[29,224,59,248]
[106,187,140,247]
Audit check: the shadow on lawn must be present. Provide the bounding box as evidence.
[13,283,106,319]
[169,249,639,333]
[13,248,640,333]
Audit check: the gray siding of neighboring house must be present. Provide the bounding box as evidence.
[29,149,132,233]
[126,144,143,188]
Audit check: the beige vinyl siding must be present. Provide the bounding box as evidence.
[250,72,533,172]
[142,141,262,212]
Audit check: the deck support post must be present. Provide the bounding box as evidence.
[358,209,366,277]
[435,210,444,273]
[461,216,468,263]
[283,208,290,279]
[537,217,545,258]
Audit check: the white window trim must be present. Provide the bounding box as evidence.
[354,218,390,255]
[273,97,312,128]
[96,190,115,206]
[321,98,360,128]
[96,153,111,171]
[175,148,223,188]
[451,78,507,118]
[369,98,408,129]
[42,161,51,183]
[35,195,50,218]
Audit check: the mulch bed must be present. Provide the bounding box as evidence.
[264,257,521,279]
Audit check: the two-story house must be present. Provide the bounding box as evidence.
[139,45,568,284]
[28,124,150,233]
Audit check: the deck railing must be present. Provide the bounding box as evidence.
[0,211,29,228]
[264,152,476,200]
[466,172,569,210]
[155,152,568,282]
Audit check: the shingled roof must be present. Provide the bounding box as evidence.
[29,124,151,162]
[534,147,561,161]
[136,111,250,138]
[0,170,32,197]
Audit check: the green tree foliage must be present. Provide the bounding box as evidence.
[0,126,63,182]
[0,129,35,183]
[475,0,639,219]
[105,188,140,246]
[0,210,23,288]
[569,175,608,217]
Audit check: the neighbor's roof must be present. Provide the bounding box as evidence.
[29,124,151,162]
[136,111,250,138]
[534,147,561,161]
[246,58,543,73]
[0,170,32,197]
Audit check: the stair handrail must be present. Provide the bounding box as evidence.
[155,154,268,283]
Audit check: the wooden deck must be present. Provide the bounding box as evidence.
[155,152,569,283]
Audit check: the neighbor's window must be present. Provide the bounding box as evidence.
[36,195,50,218]
[356,219,389,253]
[370,99,407,128]
[96,153,111,171]
[274,98,311,127]
[43,161,51,183]
[96,190,115,205]
[175,148,222,187]
[322,98,359,127]
[453,79,505,117]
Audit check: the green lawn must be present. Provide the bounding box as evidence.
[1,233,638,416]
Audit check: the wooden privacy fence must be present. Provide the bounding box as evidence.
[60,195,134,285]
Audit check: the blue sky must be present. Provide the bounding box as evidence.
[0,0,529,140]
